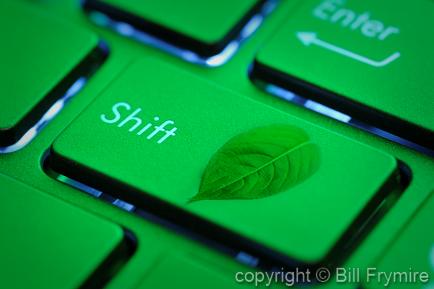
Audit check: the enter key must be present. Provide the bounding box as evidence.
[251,0,434,153]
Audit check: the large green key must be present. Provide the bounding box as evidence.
[0,174,132,289]
[82,0,275,65]
[250,0,434,153]
[47,58,403,269]
[0,1,106,152]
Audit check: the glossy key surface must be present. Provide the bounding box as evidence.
[0,1,106,150]
[48,58,402,267]
[251,0,434,151]
[0,174,128,289]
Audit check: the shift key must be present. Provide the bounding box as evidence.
[251,0,434,151]
[48,58,403,268]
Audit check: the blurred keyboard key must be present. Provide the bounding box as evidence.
[82,0,276,66]
[0,1,107,152]
[0,174,131,289]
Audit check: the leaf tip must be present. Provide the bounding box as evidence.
[187,195,202,204]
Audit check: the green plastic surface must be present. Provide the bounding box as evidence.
[52,58,398,263]
[102,0,260,44]
[0,173,124,289]
[366,191,434,289]
[137,253,245,289]
[256,0,434,133]
[0,1,433,289]
[0,1,97,131]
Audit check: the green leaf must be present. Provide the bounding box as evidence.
[189,124,321,203]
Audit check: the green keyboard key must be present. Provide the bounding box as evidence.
[365,191,434,289]
[0,174,132,289]
[82,0,276,66]
[250,0,434,153]
[47,58,403,269]
[0,1,107,152]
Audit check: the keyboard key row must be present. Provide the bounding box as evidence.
[3,0,432,155]
[0,0,275,153]
[80,0,434,152]
[45,58,405,269]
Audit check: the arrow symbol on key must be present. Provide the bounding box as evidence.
[296,31,400,67]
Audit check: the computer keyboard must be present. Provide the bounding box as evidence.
[0,0,433,289]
